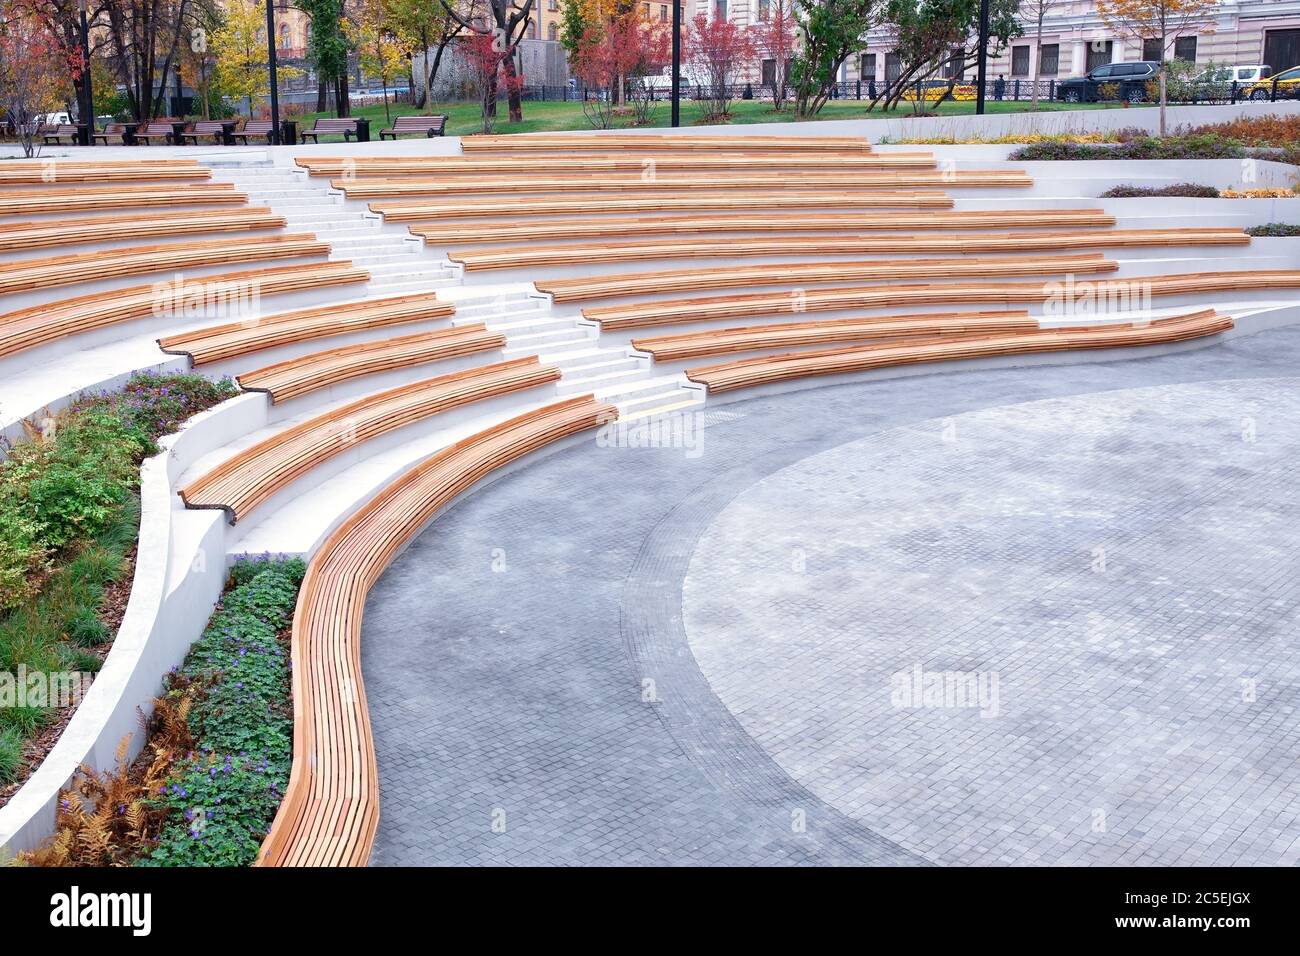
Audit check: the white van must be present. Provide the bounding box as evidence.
[1230,65,1272,83]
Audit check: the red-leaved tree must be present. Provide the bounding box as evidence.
[686,12,755,122]
[0,0,78,156]
[753,0,797,111]
[457,30,524,133]
[572,11,670,129]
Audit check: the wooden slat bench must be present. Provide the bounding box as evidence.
[633,311,1040,361]
[372,191,955,222]
[296,152,936,176]
[0,159,209,185]
[179,120,233,144]
[93,123,132,145]
[0,207,286,253]
[0,261,369,360]
[378,114,448,139]
[0,183,244,216]
[41,124,82,145]
[235,121,275,144]
[134,121,181,145]
[684,310,1234,393]
[159,292,454,366]
[0,234,330,297]
[300,117,361,143]
[180,357,560,523]
[450,228,1250,271]
[254,395,617,867]
[336,169,1030,199]
[535,253,1118,304]
[413,209,1119,245]
[236,325,507,403]
[459,133,873,151]
[582,270,1300,331]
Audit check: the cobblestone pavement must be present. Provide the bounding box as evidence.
[362,326,1300,865]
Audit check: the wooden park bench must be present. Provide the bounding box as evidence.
[234,120,275,144]
[253,395,617,867]
[41,124,82,145]
[94,123,132,145]
[179,120,236,145]
[378,114,447,139]
[134,121,182,145]
[300,117,360,143]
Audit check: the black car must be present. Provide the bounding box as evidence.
[1054,61,1160,103]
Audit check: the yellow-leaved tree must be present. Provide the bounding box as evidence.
[212,0,303,115]
[1096,0,1219,136]
[343,0,407,122]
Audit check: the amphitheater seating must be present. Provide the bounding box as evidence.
[412,209,1118,245]
[458,133,873,151]
[632,311,1041,361]
[0,234,330,297]
[254,395,617,867]
[335,170,1030,199]
[236,325,507,403]
[0,208,286,253]
[684,311,1235,393]
[295,152,938,176]
[0,183,244,216]
[536,254,1118,304]
[583,270,1300,331]
[159,293,455,366]
[180,357,561,523]
[450,228,1250,271]
[0,159,210,185]
[0,261,368,360]
[373,191,955,221]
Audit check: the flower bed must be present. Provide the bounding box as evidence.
[1246,223,1300,237]
[1099,183,1222,198]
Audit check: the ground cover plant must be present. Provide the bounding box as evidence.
[1100,183,1221,198]
[1246,223,1300,236]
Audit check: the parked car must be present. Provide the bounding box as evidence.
[1228,65,1272,84]
[1245,64,1300,100]
[1055,61,1160,103]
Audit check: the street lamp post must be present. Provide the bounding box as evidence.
[78,0,93,145]
[974,0,990,115]
[671,0,681,127]
[264,0,282,144]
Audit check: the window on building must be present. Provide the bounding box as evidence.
[1011,45,1029,76]
[885,52,902,84]
[943,47,964,79]
[1174,35,1197,62]
[527,18,536,39]
[548,22,557,40]
[758,0,770,20]
[714,0,727,19]
[860,53,876,80]
[1142,37,1161,60]
[1038,43,1058,76]
[1086,40,1113,73]
[660,4,669,22]
[548,0,557,8]
[761,59,775,86]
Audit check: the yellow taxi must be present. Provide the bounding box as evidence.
[1245,65,1300,100]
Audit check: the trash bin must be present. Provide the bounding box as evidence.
[280,119,297,146]
[354,117,370,143]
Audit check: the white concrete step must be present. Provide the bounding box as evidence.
[367,277,461,294]
[616,388,704,416]
[501,328,594,352]
[556,364,651,395]
[554,353,642,375]
[617,394,707,422]
[592,373,693,403]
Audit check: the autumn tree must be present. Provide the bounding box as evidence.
[100,0,193,120]
[1097,0,1218,136]
[790,0,877,116]
[685,11,754,121]
[388,0,466,110]
[571,8,668,127]
[1022,0,1060,112]
[0,0,75,155]
[443,0,533,123]
[211,0,301,114]
[178,1,223,119]
[753,0,797,110]
[296,0,352,115]
[344,0,405,121]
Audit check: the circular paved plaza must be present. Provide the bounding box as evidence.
[361,325,1300,866]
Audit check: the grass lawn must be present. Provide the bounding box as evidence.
[292,95,1135,141]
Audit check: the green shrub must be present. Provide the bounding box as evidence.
[1100,183,1221,198]
[1246,223,1300,237]
[141,558,305,867]
[0,726,23,785]
[1010,133,1244,162]
[67,608,109,648]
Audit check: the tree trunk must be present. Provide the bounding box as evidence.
[425,41,450,114]
[1031,15,1043,112]
[317,79,328,112]
[501,54,522,123]
[336,73,350,117]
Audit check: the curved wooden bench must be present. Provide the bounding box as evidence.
[459,133,872,151]
[0,183,244,215]
[536,254,1117,304]
[451,228,1250,271]
[236,325,507,403]
[0,160,209,185]
[336,170,1029,199]
[296,153,936,176]
[0,234,329,297]
[584,270,1300,331]
[160,292,455,367]
[254,395,617,867]
[0,208,287,253]
[0,261,369,360]
[633,311,1039,361]
[685,310,1234,393]
[181,357,560,523]
[412,209,1118,245]
[374,191,955,221]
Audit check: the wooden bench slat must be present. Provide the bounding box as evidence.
[0,183,244,215]
[0,207,286,252]
[181,357,560,523]
[379,114,447,139]
[254,395,618,866]
[296,152,935,176]
[459,133,872,151]
[0,160,208,184]
[685,310,1234,392]
[235,324,507,403]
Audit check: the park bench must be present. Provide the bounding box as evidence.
[533,253,1118,304]
[134,121,181,144]
[370,190,954,222]
[683,311,1235,394]
[0,208,284,253]
[234,120,275,144]
[179,120,235,145]
[0,234,328,298]
[235,324,506,403]
[180,357,559,523]
[159,292,454,366]
[299,117,360,143]
[94,123,132,145]
[0,260,368,361]
[378,114,447,139]
[253,395,617,867]
[41,124,82,145]
[579,271,1300,332]
[0,182,243,215]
